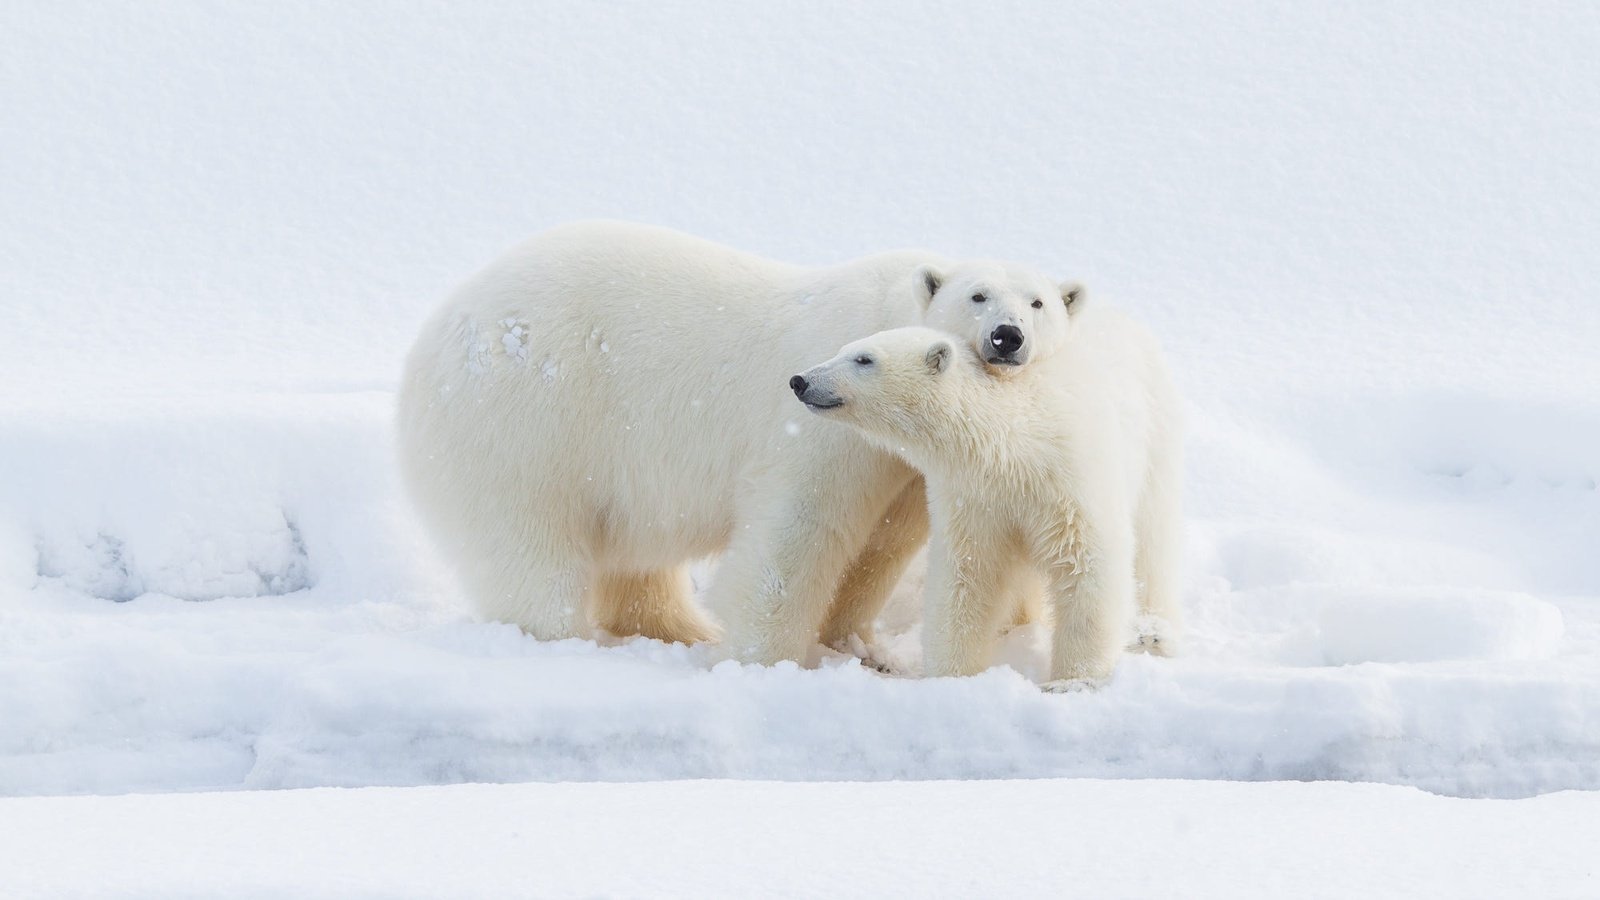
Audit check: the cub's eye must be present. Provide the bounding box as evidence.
[854,355,874,366]
[970,292,987,304]
[1031,298,1044,309]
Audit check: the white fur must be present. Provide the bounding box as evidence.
[396,220,1073,662]
[815,263,1082,653]
[795,310,1183,688]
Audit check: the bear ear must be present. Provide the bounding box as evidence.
[925,339,953,375]
[1061,281,1087,312]
[917,265,944,307]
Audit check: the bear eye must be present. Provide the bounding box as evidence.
[1031,298,1044,309]
[970,292,987,304]
[854,355,874,367]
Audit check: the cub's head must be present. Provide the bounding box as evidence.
[789,326,967,445]
[913,262,1085,372]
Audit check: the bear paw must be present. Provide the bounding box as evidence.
[835,633,904,676]
[1039,677,1102,694]
[1129,615,1175,657]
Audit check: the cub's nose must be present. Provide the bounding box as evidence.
[990,324,1024,356]
[789,375,809,397]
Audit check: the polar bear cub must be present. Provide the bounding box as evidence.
[792,312,1183,689]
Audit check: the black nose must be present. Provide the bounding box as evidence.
[789,375,809,397]
[991,324,1024,355]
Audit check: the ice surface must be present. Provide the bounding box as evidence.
[2,2,1598,808]
[4,779,1599,899]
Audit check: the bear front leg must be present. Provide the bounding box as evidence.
[468,536,594,642]
[715,519,866,665]
[819,475,928,655]
[1042,518,1135,691]
[922,529,1018,678]
[717,449,915,666]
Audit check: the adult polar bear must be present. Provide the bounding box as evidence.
[397,221,1078,664]
[792,319,1183,688]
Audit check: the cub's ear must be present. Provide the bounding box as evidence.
[1061,281,1087,312]
[925,339,953,375]
[916,265,944,307]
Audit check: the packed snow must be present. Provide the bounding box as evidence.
[4,780,1599,899]
[3,0,1598,833]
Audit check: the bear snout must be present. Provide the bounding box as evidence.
[791,372,844,410]
[990,324,1025,357]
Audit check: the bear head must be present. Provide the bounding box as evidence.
[789,326,970,448]
[913,262,1085,373]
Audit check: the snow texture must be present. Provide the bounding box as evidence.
[3,2,1599,807]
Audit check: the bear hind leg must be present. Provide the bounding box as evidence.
[1131,445,1184,656]
[596,567,720,645]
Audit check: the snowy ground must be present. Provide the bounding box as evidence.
[3,1,1599,894]
[5,393,1595,800]
[5,779,1599,899]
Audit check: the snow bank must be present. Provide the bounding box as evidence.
[3,779,1597,899]
[1316,587,1565,666]
[240,628,1600,799]
[3,404,1596,801]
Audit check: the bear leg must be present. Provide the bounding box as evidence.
[715,457,909,666]
[471,541,594,642]
[922,531,1020,677]
[819,475,928,652]
[1044,522,1135,687]
[595,566,720,645]
[1132,444,1184,654]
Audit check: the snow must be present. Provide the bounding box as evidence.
[1,779,1597,899]
[1315,587,1564,666]
[13,389,1588,799]
[2,0,1598,872]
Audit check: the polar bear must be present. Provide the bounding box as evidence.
[396,220,1079,664]
[791,314,1183,689]
[813,268,1083,653]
